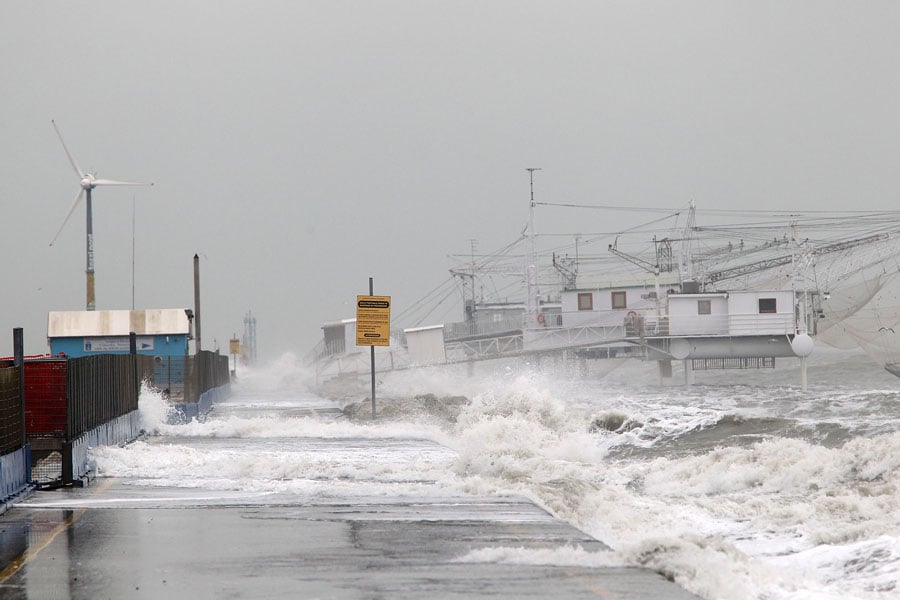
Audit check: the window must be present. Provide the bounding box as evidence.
[611,291,627,310]
[698,299,711,315]
[758,298,777,314]
[577,292,593,311]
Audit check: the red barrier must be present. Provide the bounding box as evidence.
[23,360,68,438]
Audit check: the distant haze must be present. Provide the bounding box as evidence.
[2,2,898,358]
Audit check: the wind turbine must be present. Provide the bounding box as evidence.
[50,120,153,311]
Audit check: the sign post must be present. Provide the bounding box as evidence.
[356,277,390,419]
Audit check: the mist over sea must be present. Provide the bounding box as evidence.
[93,348,900,600]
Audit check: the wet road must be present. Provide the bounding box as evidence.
[0,389,699,599]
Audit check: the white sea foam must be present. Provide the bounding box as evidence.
[453,544,625,568]
[154,413,448,441]
[434,358,900,599]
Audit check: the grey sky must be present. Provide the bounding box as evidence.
[2,2,899,358]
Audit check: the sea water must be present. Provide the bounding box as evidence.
[91,349,900,600]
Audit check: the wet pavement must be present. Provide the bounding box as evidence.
[1,486,698,599]
[0,391,699,599]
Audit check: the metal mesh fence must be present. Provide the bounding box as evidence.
[146,352,229,403]
[149,355,187,400]
[0,366,23,455]
[190,351,230,401]
[16,351,228,484]
[31,451,62,484]
[67,354,144,440]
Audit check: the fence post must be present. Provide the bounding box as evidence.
[13,328,25,447]
[184,348,191,404]
[129,332,139,408]
[62,355,73,485]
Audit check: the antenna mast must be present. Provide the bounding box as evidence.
[131,196,136,310]
[680,200,696,283]
[243,310,258,365]
[525,168,542,326]
[469,239,478,315]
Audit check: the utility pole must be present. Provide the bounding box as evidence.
[466,239,478,324]
[525,168,542,327]
[469,238,478,307]
[193,254,202,353]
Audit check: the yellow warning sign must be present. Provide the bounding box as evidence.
[356,295,391,346]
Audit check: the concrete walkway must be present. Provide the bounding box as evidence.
[0,469,700,599]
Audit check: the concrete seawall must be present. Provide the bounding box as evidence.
[0,447,31,512]
[69,410,142,483]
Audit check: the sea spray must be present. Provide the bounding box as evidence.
[231,352,315,394]
[138,381,178,434]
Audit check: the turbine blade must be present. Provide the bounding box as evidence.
[51,120,85,178]
[92,179,154,187]
[49,189,85,247]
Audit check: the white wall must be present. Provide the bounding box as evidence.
[728,291,795,335]
[561,287,657,328]
[345,320,358,353]
[405,326,446,365]
[668,295,729,335]
[666,291,796,336]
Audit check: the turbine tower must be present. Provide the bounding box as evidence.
[50,120,153,311]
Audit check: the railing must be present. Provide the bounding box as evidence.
[25,352,229,485]
[524,325,627,352]
[625,315,671,337]
[0,354,29,498]
[188,351,230,403]
[630,312,796,338]
[445,334,525,361]
[553,303,659,330]
[149,355,187,400]
[66,354,147,440]
[444,318,524,341]
[728,312,796,335]
[147,352,229,404]
[304,339,326,364]
[666,314,728,336]
[313,347,411,380]
[545,313,564,327]
[305,338,349,363]
[692,357,776,370]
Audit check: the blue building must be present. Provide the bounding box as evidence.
[47,309,192,358]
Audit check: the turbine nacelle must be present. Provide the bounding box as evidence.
[77,173,149,191]
[49,120,153,247]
